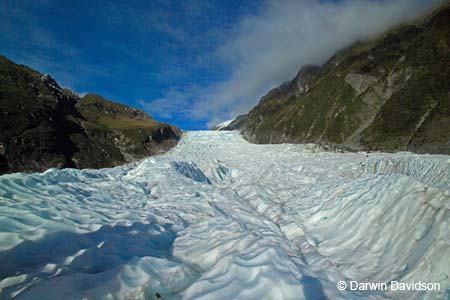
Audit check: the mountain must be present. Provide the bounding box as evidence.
[212,114,248,131]
[212,119,234,131]
[0,55,181,174]
[241,3,450,154]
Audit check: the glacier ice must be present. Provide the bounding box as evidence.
[0,131,449,300]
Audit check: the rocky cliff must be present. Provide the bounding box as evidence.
[0,55,181,174]
[242,3,450,154]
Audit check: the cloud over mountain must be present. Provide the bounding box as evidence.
[143,0,443,128]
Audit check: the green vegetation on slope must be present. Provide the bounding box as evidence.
[242,3,450,154]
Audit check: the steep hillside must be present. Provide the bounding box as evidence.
[0,55,181,174]
[213,114,248,131]
[242,3,450,154]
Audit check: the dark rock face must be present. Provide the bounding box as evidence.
[292,65,322,95]
[151,126,180,142]
[241,4,450,154]
[0,56,181,174]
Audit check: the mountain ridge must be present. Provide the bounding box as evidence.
[236,3,450,154]
[0,55,181,174]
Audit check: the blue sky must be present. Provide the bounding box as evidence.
[0,0,442,130]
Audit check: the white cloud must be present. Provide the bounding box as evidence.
[139,86,202,119]
[142,0,444,128]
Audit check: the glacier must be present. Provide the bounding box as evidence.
[0,131,449,300]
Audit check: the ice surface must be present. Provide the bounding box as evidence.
[0,131,449,299]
